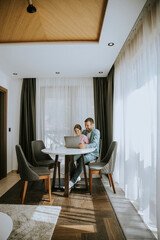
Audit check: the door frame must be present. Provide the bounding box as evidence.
[0,86,8,179]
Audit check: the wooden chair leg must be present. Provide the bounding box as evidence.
[48,175,51,202]
[109,174,116,194]
[40,175,52,202]
[108,174,112,187]
[58,162,61,188]
[89,170,92,195]
[89,170,100,195]
[45,178,48,192]
[22,181,28,204]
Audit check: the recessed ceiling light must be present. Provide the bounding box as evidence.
[13,73,18,75]
[55,72,60,74]
[108,42,114,46]
[99,72,103,74]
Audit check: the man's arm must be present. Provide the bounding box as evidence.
[78,129,100,149]
[86,129,100,149]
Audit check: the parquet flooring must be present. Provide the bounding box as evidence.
[0,172,125,240]
[51,179,125,240]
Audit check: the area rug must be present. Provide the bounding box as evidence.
[0,204,61,240]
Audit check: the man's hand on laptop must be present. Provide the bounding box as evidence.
[78,143,87,149]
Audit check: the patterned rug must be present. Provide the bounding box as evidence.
[0,204,61,240]
[0,180,61,240]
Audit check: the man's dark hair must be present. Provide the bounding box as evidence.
[85,118,94,124]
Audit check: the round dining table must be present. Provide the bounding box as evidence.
[0,212,13,240]
[42,146,95,197]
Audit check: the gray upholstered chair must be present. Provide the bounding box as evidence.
[15,145,51,204]
[31,140,61,186]
[89,141,117,194]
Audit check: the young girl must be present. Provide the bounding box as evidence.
[74,124,89,144]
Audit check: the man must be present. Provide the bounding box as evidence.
[69,117,100,189]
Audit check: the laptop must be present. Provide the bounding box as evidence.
[64,136,81,148]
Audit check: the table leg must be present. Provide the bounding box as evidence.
[52,155,59,191]
[64,155,70,197]
[81,154,88,189]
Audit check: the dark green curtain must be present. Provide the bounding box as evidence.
[19,78,36,164]
[93,65,114,159]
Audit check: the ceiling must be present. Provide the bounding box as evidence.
[0,0,147,79]
[0,0,107,43]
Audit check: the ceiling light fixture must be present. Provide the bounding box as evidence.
[13,73,18,75]
[99,72,103,74]
[55,72,60,74]
[27,0,37,13]
[108,42,114,46]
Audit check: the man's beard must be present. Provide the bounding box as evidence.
[87,128,92,132]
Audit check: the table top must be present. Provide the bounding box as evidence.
[0,212,13,240]
[42,146,95,156]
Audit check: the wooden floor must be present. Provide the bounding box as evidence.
[0,172,125,240]
[0,171,20,197]
[51,179,125,240]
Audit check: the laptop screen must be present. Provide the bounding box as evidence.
[64,136,81,148]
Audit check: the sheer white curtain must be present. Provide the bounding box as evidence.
[113,0,160,237]
[36,78,94,148]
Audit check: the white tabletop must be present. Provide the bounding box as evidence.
[0,212,13,240]
[42,146,95,156]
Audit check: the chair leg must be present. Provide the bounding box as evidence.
[45,178,48,192]
[89,170,100,195]
[22,181,28,204]
[58,162,61,188]
[108,174,112,187]
[40,175,52,202]
[48,175,51,202]
[89,170,92,195]
[109,174,116,194]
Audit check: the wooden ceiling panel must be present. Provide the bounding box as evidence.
[0,0,108,43]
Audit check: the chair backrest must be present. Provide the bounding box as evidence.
[31,140,52,164]
[15,145,39,181]
[101,141,118,174]
[96,139,103,163]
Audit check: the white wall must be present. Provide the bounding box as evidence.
[0,71,22,172]
[0,71,9,89]
[7,78,22,171]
